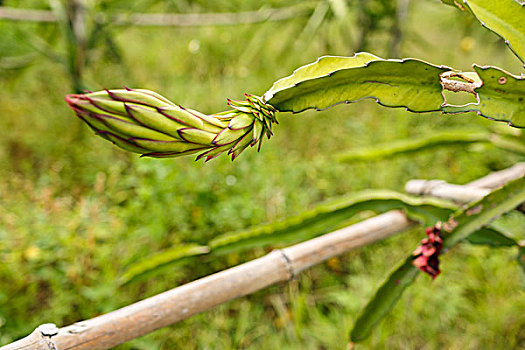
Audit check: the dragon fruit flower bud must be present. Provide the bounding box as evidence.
[65,89,277,161]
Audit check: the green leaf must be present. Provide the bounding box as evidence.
[265,53,381,96]
[338,131,490,162]
[264,53,449,113]
[350,222,520,344]
[209,190,456,254]
[338,131,525,162]
[490,134,525,155]
[443,176,525,248]
[482,210,525,273]
[350,257,419,343]
[488,210,525,241]
[442,66,525,128]
[462,0,525,64]
[466,227,518,247]
[119,244,210,285]
[467,210,524,248]
[518,246,525,272]
[351,178,525,343]
[120,191,456,285]
[350,223,519,344]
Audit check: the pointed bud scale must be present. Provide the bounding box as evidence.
[105,89,174,107]
[73,97,126,117]
[246,98,262,111]
[196,144,231,162]
[97,131,150,154]
[130,138,204,153]
[143,148,204,159]
[175,128,216,144]
[66,89,278,160]
[77,113,113,136]
[227,114,254,130]
[229,131,254,159]
[125,104,186,139]
[229,104,253,114]
[133,89,179,106]
[158,107,205,129]
[87,97,131,116]
[212,128,249,146]
[252,120,263,144]
[185,107,228,128]
[98,114,174,141]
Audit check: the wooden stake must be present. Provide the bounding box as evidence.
[405,162,525,203]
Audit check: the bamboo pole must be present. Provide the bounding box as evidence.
[0,5,312,27]
[1,211,412,350]
[2,164,522,350]
[405,179,490,203]
[405,162,525,203]
[466,162,525,189]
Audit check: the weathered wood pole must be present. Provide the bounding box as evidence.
[406,162,525,202]
[2,211,411,350]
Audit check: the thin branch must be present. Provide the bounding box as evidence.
[0,7,56,22]
[0,5,312,27]
[2,165,519,350]
[389,0,410,57]
[112,5,312,26]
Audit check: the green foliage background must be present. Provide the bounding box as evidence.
[1,0,524,348]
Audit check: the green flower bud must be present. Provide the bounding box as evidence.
[65,89,277,161]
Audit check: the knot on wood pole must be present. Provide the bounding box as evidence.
[275,249,295,280]
[39,324,59,350]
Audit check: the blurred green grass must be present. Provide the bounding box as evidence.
[0,0,524,349]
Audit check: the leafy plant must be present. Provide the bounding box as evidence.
[350,177,525,342]
[9,0,128,92]
[64,0,525,344]
[120,190,457,285]
[337,130,525,162]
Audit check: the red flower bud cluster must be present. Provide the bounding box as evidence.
[412,226,443,279]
